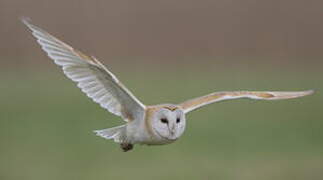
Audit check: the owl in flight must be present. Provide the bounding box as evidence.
[23,19,313,152]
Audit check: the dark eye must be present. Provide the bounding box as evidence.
[176,118,180,123]
[160,118,168,124]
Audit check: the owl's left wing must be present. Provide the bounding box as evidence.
[179,90,314,113]
[22,18,145,121]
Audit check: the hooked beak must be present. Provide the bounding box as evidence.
[170,130,175,136]
[168,124,174,134]
[168,125,176,138]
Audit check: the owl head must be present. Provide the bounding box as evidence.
[150,105,186,141]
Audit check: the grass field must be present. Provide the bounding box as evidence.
[1,65,322,180]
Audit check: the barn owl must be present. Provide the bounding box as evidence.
[22,19,313,152]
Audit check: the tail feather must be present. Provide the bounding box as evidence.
[94,125,126,143]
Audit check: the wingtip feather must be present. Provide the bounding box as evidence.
[297,90,315,97]
[21,17,32,26]
[269,89,315,100]
[305,89,315,95]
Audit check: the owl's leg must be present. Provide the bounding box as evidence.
[120,143,134,152]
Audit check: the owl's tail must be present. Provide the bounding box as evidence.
[94,125,126,143]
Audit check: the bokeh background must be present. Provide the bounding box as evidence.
[1,0,322,179]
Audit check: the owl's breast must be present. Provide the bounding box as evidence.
[141,136,177,145]
[126,120,178,145]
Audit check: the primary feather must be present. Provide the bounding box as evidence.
[179,90,314,113]
[22,18,146,121]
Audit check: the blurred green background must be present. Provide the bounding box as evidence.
[1,0,322,180]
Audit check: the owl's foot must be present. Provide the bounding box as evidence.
[120,143,134,152]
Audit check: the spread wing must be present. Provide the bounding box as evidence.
[179,90,314,113]
[22,18,145,121]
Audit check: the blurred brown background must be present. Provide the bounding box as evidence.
[1,0,323,68]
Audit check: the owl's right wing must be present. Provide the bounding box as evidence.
[22,18,145,121]
[179,90,313,113]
